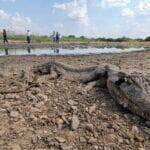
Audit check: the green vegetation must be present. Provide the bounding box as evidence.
[0,34,52,43]
[61,35,89,42]
[145,36,150,41]
[0,33,150,43]
[61,35,150,42]
[30,35,51,42]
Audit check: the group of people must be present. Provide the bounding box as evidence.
[52,31,61,44]
[2,29,61,44]
[2,29,31,44]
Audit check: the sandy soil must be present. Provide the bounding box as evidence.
[0,50,150,150]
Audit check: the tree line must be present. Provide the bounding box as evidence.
[62,35,150,42]
[0,33,150,42]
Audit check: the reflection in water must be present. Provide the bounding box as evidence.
[0,46,145,56]
[54,48,59,54]
[3,46,32,56]
[27,46,31,54]
[4,47,9,55]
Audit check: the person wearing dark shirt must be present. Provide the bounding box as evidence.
[56,32,60,44]
[3,29,8,44]
[26,30,31,44]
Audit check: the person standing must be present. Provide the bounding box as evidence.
[52,31,56,43]
[56,32,60,44]
[3,29,8,44]
[26,30,31,44]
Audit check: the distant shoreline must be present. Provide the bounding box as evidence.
[0,41,150,49]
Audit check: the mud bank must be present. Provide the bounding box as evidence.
[0,41,150,50]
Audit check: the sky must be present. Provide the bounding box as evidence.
[0,0,150,38]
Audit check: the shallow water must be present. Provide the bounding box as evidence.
[0,47,147,56]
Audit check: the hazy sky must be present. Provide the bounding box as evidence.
[0,0,150,38]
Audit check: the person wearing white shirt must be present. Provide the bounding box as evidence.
[52,31,56,42]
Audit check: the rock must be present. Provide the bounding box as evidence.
[11,144,22,150]
[50,71,58,79]
[0,108,7,113]
[118,138,123,144]
[61,115,69,125]
[30,107,41,113]
[79,137,87,143]
[60,145,73,150]
[55,137,66,143]
[40,114,48,120]
[31,136,39,144]
[3,101,12,112]
[89,104,96,114]
[112,124,120,131]
[0,94,4,100]
[37,93,48,102]
[5,94,20,99]
[138,148,145,150]
[27,92,37,102]
[101,102,106,107]
[20,70,28,81]
[134,135,144,142]
[124,139,130,145]
[85,124,94,132]
[35,101,45,108]
[10,110,20,118]
[88,137,97,144]
[124,114,130,120]
[71,106,78,114]
[30,88,41,95]
[93,145,99,150]
[56,118,64,129]
[68,100,78,106]
[145,121,150,128]
[0,130,5,136]
[143,128,150,135]
[132,125,139,134]
[29,114,38,122]
[106,123,113,129]
[71,115,80,130]
[65,131,75,143]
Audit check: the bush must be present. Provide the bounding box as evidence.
[95,37,107,41]
[135,38,144,42]
[31,35,50,42]
[115,36,132,42]
[145,36,150,41]
[67,35,76,39]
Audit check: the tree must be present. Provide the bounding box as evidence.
[115,36,132,42]
[68,35,76,39]
[79,36,86,40]
[145,36,150,41]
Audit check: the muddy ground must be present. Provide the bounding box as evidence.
[1,41,150,49]
[0,50,150,150]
